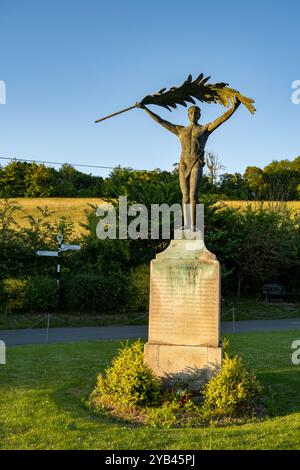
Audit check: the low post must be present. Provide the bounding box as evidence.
[56,233,63,309]
[232,305,236,333]
[45,314,50,344]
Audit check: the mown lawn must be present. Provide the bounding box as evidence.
[0,311,148,330]
[0,297,299,330]
[221,297,300,321]
[0,331,300,450]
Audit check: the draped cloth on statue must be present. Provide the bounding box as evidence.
[180,149,205,178]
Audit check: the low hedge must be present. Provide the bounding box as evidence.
[62,272,132,314]
[1,276,58,313]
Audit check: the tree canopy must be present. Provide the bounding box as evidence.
[1,155,300,200]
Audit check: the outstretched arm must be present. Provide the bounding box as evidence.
[207,98,241,133]
[136,103,183,135]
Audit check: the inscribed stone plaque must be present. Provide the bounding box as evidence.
[149,256,220,347]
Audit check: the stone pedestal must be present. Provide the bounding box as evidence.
[144,235,222,387]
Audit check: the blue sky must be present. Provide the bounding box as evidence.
[0,0,299,177]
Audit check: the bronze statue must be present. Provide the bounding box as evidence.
[136,100,240,230]
[95,73,255,230]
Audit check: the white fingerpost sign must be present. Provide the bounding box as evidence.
[36,233,81,344]
[60,244,81,252]
[36,250,59,257]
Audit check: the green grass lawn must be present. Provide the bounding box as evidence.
[1,331,300,450]
[221,297,300,321]
[0,297,299,330]
[0,311,148,330]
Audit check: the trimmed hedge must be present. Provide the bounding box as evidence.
[1,276,58,313]
[128,265,150,312]
[63,272,132,314]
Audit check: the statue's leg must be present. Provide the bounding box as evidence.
[189,161,203,231]
[179,162,190,228]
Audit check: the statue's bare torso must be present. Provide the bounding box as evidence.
[178,124,209,162]
[178,124,209,177]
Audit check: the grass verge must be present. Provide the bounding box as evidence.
[1,296,299,330]
[0,312,148,330]
[0,330,300,449]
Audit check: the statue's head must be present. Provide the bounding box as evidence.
[188,105,201,124]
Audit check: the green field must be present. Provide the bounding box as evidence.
[1,197,104,235]
[2,198,300,237]
[222,200,300,215]
[1,331,300,450]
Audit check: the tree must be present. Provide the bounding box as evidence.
[219,172,246,199]
[205,151,225,186]
[233,207,299,296]
[262,158,300,201]
[24,164,58,197]
[243,166,265,200]
[0,160,28,197]
[0,161,104,198]
[291,156,300,173]
[56,164,78,196]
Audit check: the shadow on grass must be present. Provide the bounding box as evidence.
[47,366,300,431]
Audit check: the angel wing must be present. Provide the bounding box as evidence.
[140,73,256,114]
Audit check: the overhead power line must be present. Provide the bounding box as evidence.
[0,156,145,171]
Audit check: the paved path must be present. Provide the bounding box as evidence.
[1,318,300,346]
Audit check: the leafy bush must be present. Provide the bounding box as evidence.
[145,398,219,428]
[232,207,299,295]
[1,278,27,313]
[1,193,300,310]
[144,399,184,428]
[1,276,59,313]
[128,265,150,312]
[1,271,132,315]
[25,276,58,312]
[144,389,207,428]
[89,342,265,427]
[63,272,131,314]
[202,353,263,417]
[91,340,160,409]
[0,240,36,280]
